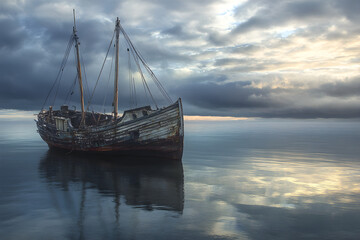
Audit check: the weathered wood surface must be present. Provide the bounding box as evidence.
[37,99,184,160]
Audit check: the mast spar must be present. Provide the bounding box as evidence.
[73,9,86,126]
[113,17,120,119]
[36,14,184,160]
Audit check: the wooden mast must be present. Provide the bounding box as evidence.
[113,18,120,119]
[73,9,86,126]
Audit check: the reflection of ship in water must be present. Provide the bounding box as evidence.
[39,150,184,213]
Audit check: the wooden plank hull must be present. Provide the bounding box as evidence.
[37,99,184,160]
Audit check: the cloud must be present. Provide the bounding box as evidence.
[232,44,262,54]
[0,0,360,118]
[172,75,360,118]
[174,80,271,109]
[232,0,334,35]
[316,78,360,97]
[234,202,360,240]
[0,18,27,50]
[334,0,360,21]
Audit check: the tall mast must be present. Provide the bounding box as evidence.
[113,17,120,119]
[73,9,86,126]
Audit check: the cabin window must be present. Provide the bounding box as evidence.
[142,110,148,116]
[132,113,137,119]
[55,118,65,131]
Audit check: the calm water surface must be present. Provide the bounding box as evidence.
[0,118,360,239]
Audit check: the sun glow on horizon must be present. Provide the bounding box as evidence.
[0,110,252,121]
[184,115,250,121]
[0,109,37,119]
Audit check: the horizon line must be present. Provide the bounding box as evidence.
[0,109,250,121]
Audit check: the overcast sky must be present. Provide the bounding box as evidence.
[1,0,360,118]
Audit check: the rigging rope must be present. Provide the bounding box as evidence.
[41,33,74,110]
[86,30,116,111]
[101,45,115,113]
[120,25,173,104]
[64,73,78,104]
[52,67,62,106]
[132,77,137,107]
[45,22,173,113]
[125,37,158,109]
[52,35,76,107]
[128,48,137,108]
[128,48,132,107]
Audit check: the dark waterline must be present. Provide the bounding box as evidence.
[1,118,360,239]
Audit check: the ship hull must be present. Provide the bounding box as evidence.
[37,99,184,160]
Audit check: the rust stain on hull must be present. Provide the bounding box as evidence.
[37,99,184,161]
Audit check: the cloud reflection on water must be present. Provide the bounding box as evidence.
[1,119,360,239]
[183,120,360,239]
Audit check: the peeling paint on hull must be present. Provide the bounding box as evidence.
[37,99,184,160]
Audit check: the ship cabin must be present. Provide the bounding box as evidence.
[120,106,153,123]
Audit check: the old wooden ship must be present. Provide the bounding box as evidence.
[36,13,184,160]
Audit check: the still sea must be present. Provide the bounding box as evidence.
[0,118,360,240]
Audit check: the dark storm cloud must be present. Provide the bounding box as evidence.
[0,10,114,110]
[160,24,199,41]
[172,76,360,118]
[255,102,360,119]
[133,41,191,65]
[334,0,360,21]
[140,0,219,12]
[162,25,183,36]
[316,78,360,98]
[0,48,66,109]
[207,31,230,46]
[173,78,274,110]
[231,0,360,45]
[214,58,249,67]
[213,57,282,73]
[232,0,332,35]
[0,18,27,50]
[1,0,360,118]
[232,44,261,55]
